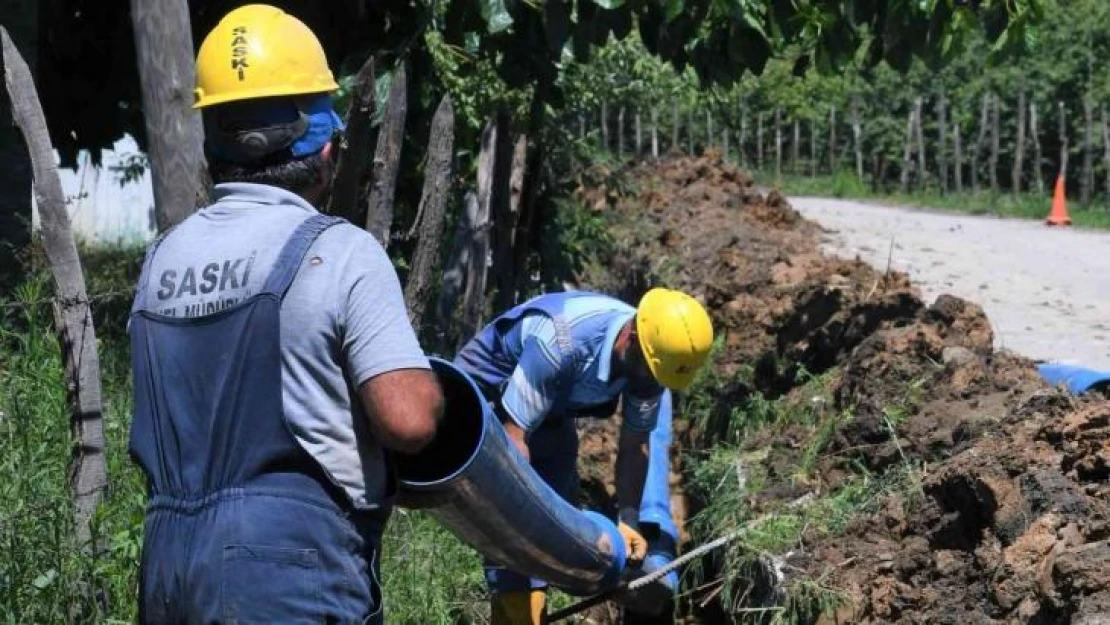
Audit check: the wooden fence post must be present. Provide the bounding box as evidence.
[329,56,375,224]
[828,105,838,172]
[366,63,408,247]
[1059,100,1069,179]
[600,99,608,152]
[404,97,455,331]
[129,0,206,232]
[792,118,800,174]
[3,27,106,549]
[436,190,478,351]
[989,93,1000,194]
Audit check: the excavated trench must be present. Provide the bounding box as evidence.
[571,154,1110,624]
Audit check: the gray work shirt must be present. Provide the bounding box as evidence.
[134,182,429,509]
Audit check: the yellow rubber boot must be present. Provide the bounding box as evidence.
[490,589,546,625]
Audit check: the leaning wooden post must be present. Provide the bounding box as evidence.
[489,111,515,313]
[3,27,106,549]
[328,55,375,223]
[936,91,948,193]
[366,63,409,247]
[130,0,206,231]
[404,96,454,331]
[1030,101,1044,194]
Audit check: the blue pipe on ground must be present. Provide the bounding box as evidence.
[393,358,627,596]
[622,390,680,614]
[1037,363,1110,395]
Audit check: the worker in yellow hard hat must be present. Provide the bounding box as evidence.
[129,6,442,624]
[454,288,714,624]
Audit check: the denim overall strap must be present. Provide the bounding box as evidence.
[262,214,346,299]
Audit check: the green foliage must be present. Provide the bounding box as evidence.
[0,276,145,624]
[538,196,616,290]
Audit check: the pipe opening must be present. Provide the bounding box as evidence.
[394,359,486,486]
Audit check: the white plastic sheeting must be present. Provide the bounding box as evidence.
[32,134,156,246]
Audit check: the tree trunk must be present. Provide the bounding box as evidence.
[953,121,964,193]
[901,105,915,193]
[366,63,408,247]
[937,91,948,193]
[600,99,608,152]
[829,105,838,172]
[972,93,990,194]
[1012,81,1027,194]
[989,94,1000,194]
[436,189,478,352]
[756,113,764,170]
[635,110,642,156]
[1082,96,1093,205]
[1059,100,1069,179]
[3,27,105,548]
[329,56,375,223]
[0,0,35,291]
[792,118,800,174]
[404,96,454,331]
[671,97,679,150]
[130,0,206,232]
[489,111,516,313]
[651,107,659,158]
[617,106,625,158]
[774,107,782,178]
[1030,101,1044,193]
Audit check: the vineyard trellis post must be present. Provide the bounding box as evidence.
[937,91,948,194]
[1012,79,1027,194]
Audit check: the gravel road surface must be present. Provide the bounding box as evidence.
[790,197,1110,370]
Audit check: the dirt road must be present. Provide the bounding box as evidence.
[790,197,1110,371]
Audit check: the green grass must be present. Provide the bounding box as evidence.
[0,253,490,624]
[682,352,927,623]
[753,169,1110,230]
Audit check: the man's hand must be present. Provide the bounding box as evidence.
[618,521,647,565]
[503,421,531,463]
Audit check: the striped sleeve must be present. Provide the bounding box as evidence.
[500,316,566,432]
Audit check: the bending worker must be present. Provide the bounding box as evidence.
[455,289,714,624]
[127,6,442,623]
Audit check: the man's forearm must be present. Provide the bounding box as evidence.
[616,430,649,524]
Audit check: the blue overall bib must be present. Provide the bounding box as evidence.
[129,214,388,624]
[455,292,646,593]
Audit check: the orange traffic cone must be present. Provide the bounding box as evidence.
[1046,175,1071,226]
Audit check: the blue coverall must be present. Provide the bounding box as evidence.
[454,291,676,593]
[129,215,388,624]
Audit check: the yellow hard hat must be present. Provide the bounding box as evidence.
[635,288,714,391]
[194,4,339,109]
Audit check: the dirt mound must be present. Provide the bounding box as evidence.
[573,154,1110,624]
